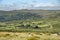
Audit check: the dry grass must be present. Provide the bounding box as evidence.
[0,32,60,40]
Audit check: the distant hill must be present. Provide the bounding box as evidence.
[0,10,60,21]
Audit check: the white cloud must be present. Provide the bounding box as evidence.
[33,3,56,7]
[0,1,60,11]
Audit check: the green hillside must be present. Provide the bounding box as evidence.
[0,10,60,21]
[0,10,60,32]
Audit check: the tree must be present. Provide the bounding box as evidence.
[25,24,31,28]
[34,26,39,29]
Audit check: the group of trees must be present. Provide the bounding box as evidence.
[0,12,43,21]
[16,24,39,29]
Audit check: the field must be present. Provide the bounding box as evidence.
[0,32,60,40]
[0,19,60,32]
[0,20,60,40]
[0,10,60,40]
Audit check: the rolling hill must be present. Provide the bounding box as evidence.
[0,10,60,21]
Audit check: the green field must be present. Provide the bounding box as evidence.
[0,19,60,33]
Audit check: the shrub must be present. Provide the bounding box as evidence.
[34,26,39,29]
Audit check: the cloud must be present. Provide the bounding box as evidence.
[30,3,60,10]
[33,3,57,7]
[0,0,60,11]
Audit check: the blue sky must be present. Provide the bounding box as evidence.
[0,0,60,11]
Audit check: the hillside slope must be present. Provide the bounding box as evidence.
[0,10,60,21]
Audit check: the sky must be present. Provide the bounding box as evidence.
[0,0,60,11]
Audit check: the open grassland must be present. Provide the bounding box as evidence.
[0,32,60,40]
[0,10,60,40]
[0,20,60,32]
